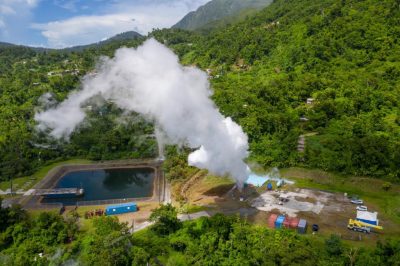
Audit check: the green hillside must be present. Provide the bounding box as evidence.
[157,0,400,180]
[0,38,155,181]
[172,0,272,31]
[62,31,142,52]
[1,0,400,264]
[0,0,399,182]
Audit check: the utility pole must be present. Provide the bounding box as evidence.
[9,176,13,195]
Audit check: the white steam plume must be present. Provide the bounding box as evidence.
[35,39,249,186]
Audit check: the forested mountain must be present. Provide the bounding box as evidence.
[63,31,142,52]
[1,0,400,264]
[0,37,153,181]
[0,42,15,47]
[158,0,400,180]
[0,0,399,182]
[172,0,272,31]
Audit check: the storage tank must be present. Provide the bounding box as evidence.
[275,215,285,229]
[105,202,137,216]
[268,214,278,228]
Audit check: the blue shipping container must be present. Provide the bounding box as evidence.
[105,202,137,216]
[275,215,285,228]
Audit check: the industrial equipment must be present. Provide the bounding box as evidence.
[347,219,383,233]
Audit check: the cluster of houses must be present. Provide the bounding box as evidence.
[47,69,80,77]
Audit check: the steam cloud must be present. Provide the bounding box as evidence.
[35,39,249,186]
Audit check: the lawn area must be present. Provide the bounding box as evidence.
[281,167,400,225]
[0,177,29,191]
[0,158,92,191]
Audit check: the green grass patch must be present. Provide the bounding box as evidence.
[203,174,235,186]
[178,204,208,214]
[0,158,92,191]
[0,177,30,191]
[31,158,93,180]
[27,209,59,219]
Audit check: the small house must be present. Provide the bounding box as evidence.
[275,215,285,229]
[289,217,300,229]
[284,217,300,229]
[105,202,137,216]
[298,219,307,234]
[268,214,278,228]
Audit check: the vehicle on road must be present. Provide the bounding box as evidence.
[356,205,368,211]
[351,199,364,205]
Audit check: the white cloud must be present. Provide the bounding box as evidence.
[32,0,210,48]
[0,5,16,15]
[32,14,141,48]
[0,0,40,40]
[1,0,39,7]
[53,0,81,12]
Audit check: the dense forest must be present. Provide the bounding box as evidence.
[156,0,400,181]
[0,38,158,181]
[1,0,399,183]
[1,202,399,265]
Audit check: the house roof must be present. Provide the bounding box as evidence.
[246,174,268,187]
[106,202,137,210]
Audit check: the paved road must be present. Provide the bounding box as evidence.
[178,211,211,221]
[131,210,211,233]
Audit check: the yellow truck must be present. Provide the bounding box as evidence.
[347,219,383,233]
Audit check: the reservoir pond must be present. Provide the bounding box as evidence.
[42,168,154,205]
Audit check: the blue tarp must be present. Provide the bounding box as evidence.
[246,174,268,187]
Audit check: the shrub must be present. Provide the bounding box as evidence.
[382,182,392,191]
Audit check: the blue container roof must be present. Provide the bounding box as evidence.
[106,202,137,210]
[246,174,268,187]
[276,216,285,223]
[298,219,307,227]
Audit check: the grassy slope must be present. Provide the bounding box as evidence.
[173,0,272,30]
[0,159,92,191]
[169,0,400,179]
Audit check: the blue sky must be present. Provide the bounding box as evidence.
[0,0,209,48]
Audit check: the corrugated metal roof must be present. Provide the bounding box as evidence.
[246,174,268,187]
[106,202,137,210]
[298,219,307,228]
[356,211,377,221]
[276,215,285,223]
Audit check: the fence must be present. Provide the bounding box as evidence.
[24,202,64,211]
